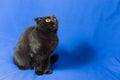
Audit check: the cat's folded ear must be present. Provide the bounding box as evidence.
[34,17,41,22]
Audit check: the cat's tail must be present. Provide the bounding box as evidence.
[51,54,59,64]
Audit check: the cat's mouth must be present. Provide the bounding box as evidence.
[48,23,57,32]
[53,24,57,28]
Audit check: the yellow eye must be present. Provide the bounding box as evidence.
[45,18,51,23]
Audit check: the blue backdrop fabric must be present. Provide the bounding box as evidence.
[0,0,120,80]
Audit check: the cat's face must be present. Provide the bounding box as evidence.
[34,16,58,32]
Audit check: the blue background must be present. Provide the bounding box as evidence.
[0,0,120,80]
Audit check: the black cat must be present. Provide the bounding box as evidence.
[13,16,59,75]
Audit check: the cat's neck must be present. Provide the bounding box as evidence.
[33,27,57,40]
[35,27,57,35]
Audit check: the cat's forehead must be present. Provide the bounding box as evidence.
[43,15,56,19]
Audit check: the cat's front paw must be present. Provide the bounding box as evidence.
[18,65,28,70]
[44,69,52,74]
[35,71,43,75]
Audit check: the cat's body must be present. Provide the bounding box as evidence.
[13,16,59,75]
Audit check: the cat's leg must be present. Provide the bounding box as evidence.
[34,62,44,75]
[43,56,52,74]
[32,54,44,75]
[13,52,31,70]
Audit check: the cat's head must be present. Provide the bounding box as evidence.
[34,16,58,33]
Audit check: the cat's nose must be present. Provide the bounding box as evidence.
[50,19,54,22]
[50,21,55,26]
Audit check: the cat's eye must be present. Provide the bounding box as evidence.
[45,18,51,23]
[53,18,56,22]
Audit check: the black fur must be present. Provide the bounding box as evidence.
[13,16,59,75]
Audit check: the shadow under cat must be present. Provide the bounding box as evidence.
[53,42,97,70]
